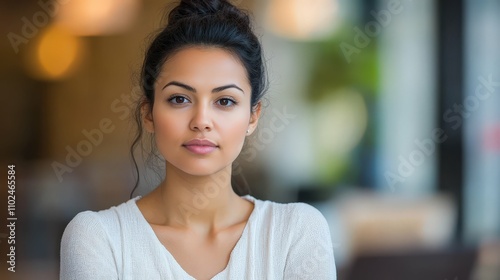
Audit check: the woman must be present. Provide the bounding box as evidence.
[60,0,336,279]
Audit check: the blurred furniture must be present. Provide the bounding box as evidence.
[346,246,477,280]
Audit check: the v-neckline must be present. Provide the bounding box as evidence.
[131,195,257,280]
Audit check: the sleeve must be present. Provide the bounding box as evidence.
[283,204,337,280]
[60,211,119,280]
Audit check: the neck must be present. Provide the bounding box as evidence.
[156,162,240,232]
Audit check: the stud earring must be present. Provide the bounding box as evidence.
[246,129,249,135]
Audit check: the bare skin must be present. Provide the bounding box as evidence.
[136,183,254,280]
[136,47,261,279]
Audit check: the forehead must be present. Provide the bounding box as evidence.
[156,47,250,90]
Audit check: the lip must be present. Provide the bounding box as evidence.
[182,139,218,155]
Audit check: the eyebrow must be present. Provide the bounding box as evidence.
[161,81,244,94]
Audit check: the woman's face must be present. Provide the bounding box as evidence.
[144,47,260,176]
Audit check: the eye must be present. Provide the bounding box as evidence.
[168,95,190,104]
[217,98,237,107]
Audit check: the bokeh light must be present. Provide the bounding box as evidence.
[24,24,83,80]
[55,0,140,36]
[265,0,339,40]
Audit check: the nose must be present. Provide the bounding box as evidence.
[189,103,213,132]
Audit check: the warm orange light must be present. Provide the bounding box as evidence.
[24,24,83,80]
[56,0,140,36]
[265,0,339,40]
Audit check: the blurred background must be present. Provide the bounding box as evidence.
[1,0,500,279]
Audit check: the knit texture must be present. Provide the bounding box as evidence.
[60,195,336,279]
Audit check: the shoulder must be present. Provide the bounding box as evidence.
[242,196,336,278]
[59,199,139,280]
[63,210,102,236]
[253,196,327,222]
[61,198,138,245]
[284,201,327,221]
[249,195,330,233]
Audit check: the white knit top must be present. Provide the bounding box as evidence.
[60,195,336,279]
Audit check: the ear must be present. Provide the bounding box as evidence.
[142,102,155,133]
[247,102,262,135]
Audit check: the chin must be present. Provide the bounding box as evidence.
[182,167,220,177]
[172,160,231,177]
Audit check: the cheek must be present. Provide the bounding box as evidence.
[218,113,249,150]
[151,107,184,139]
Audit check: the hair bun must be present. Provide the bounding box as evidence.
[168,0,249,26]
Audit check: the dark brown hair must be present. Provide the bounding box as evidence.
[129,0,268,198]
